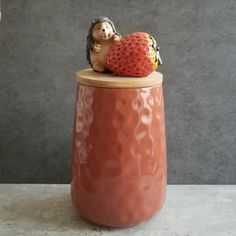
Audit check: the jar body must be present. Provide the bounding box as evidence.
[71,83,167,227]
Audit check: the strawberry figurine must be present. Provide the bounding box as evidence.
[105,32,162,77]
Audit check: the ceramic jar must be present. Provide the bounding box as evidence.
[71,69,167,227]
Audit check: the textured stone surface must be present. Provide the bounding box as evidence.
[0,184,236,235]
[0,0,236,183]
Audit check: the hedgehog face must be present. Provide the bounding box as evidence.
[92,22,114,43]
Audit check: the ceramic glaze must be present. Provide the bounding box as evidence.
[71,71,167,227]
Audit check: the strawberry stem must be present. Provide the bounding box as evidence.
[156,46,162,65]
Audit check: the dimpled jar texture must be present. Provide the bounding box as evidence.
[71,83,167,227]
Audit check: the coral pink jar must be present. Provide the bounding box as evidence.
[71,69,167,227]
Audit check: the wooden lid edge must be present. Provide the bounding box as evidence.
[75,69,163,88]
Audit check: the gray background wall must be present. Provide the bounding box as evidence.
[0,0,235,184]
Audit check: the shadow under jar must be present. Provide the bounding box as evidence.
[71,69,167,227]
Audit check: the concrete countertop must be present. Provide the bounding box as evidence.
[0,184,235,236]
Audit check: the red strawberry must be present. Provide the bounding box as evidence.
[105,32,162,77]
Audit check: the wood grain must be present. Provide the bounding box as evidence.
[76,69,163,88]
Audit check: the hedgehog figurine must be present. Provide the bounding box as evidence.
[86,16,121,72]
[86,17,162,77]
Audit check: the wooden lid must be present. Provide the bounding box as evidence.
[76,69,163,88]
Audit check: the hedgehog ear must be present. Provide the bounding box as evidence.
[115,32,122,38]
[109,22,119,36]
